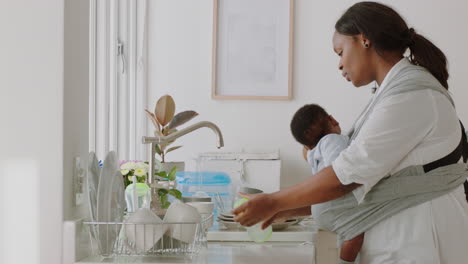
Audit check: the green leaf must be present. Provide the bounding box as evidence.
[159,193,170,209]
[166,145,182,154]
[137,176,146,183]
[123,175,131,187]
[168,166,177,181]
[168,189,182,200]
[159,194,171,209]
[158,189,168,196]
[155,171,167,178]
[162,200,171,209]
[167,111,198,130]
[154,144,162,155]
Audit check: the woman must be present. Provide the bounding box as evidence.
[233,2,468,263]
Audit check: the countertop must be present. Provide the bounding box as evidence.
[207,224,316,242]
[67,219,338,264]
[78,242,316,264]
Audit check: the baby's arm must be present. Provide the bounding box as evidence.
[320,134,349,166]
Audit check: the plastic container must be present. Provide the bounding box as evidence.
[125,183,151,212]
[176,171,233,228]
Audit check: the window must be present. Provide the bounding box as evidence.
[89,0,149,161]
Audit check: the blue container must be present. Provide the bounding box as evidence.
[176,171,233,228]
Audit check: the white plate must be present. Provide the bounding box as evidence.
[87,152,100,222]
[96,151,124,254]
[219,212,235,218]
[217,215,236,222]
[217,217,297,231]
[86,152,101,245]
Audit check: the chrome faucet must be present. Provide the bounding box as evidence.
[142,121,224,185]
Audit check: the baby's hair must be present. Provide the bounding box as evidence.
[290,104,330,147]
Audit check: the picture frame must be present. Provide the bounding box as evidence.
[211,0,294,100]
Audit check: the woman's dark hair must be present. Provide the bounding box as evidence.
[290,104,330,147]
[335,1,449,89]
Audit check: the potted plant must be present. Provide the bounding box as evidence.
[145,94,198,172]
[144,95,198,213]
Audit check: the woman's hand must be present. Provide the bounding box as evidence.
[232,166,359,228]
[232,193,280,227]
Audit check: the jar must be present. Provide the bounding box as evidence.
[125,182,151,213]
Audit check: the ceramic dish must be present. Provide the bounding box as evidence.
[96,151,125,254]
[219,213,298,222]
[164,201,202,243]
[239,186,263,194]
[217,215,235,222]
[219,212,235,218]
[87,152,101,244]
[217,216,236,223]
[125,208,167,253]
[87,152,100,222]
[218,217,297,231]
[217,219,245,230]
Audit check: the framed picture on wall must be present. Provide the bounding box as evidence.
[212,0,294,100]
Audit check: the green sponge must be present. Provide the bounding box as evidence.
[233,197,272,243]
[233,197,249,209]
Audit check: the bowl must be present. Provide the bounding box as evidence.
[186,202,214,214]
[163,201,202,243]
[186,202,214,229]
[239,186,263,194]
[182,196,212,203]
[217,219,245,230]
[124,208,167,253]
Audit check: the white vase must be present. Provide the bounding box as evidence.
[149,180,178,216]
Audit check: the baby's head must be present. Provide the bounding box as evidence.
[290,104,341,149]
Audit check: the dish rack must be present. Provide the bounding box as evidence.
[83,214,212,257]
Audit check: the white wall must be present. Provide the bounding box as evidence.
[0,1,64,264]
[147,0,468,188]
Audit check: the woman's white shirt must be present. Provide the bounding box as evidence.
[332,58,468,263]
[333,58,461,203]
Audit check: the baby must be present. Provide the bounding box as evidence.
[290,104,363,264]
